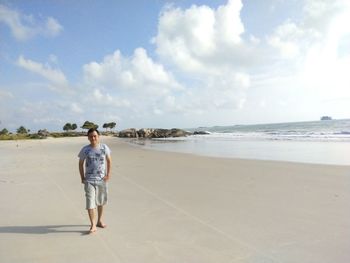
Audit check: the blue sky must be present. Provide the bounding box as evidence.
[1,0,350,132]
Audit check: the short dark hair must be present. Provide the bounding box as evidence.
[87,128,100,136]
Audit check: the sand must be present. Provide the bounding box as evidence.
[0,136,349,263]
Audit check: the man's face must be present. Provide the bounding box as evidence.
[88,131,99,146]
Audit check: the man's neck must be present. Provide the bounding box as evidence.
[90,142,99,148]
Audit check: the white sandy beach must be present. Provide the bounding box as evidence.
[0,136,349,263]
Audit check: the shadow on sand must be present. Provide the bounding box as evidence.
[0,225,89,235]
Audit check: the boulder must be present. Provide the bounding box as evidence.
[118,128,138,138]
[169,128,191,137]
[118,128,190,138]
[137,128,154,138]
[151,129,171,138]
[193,131,211,135]
[37,129,50,137]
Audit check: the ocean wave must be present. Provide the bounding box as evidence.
[190,131,350,142]
[334,131,350,135]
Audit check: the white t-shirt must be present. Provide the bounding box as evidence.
[78,143,111,182]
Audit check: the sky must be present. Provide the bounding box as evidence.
[1,0,350,132]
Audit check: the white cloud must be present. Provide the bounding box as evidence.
[215,0,244,45]
[17,56,68,88]
[267,21,304,59]
[197,72,250,110]
[70,103,83,114]
[79,0,255,123]
[154,0,350,124]
[90,88,131,108]
[83,48,183,97]
[44,17,63,37]
[152,0,253,112]
[243,0,350,123]
[303,0,350,33]
[0,4,63,41]
[154,0,252,74]
[298,0,350,100]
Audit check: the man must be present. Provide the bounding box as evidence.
[78,128,111,234]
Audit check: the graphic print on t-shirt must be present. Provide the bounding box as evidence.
[86,150,105,176]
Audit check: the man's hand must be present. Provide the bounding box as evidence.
[103,175,110,182]
[79,159,85,184]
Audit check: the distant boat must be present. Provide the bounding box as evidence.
[320,116,332,121]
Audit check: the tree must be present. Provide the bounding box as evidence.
[103,123,108,132]
[71,123,77,131]
[63,123,72,132]
[81,121,98,130]
[102,122,117,132]
[109,122,116,130]
[0,128,9,135]
[17,126,28,134]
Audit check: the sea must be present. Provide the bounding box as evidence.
[129,119,350,165]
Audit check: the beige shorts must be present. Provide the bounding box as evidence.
[84,180,108,209]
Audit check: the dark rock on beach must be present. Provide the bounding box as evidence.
[118,128,191,138]
[193,131,211,135]
[118,128,138,138]
[137,128,154,138]
[37,129,50,138]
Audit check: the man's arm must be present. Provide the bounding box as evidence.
[79,159,85,184]
[104,155,112,182]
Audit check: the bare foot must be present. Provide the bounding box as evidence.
[89,226,97,234]
[97,222,107,228]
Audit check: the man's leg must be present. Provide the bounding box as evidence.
[88,208,97,233]
[96,181,107,228]
[97,205,106,228]
[85,182,97,233]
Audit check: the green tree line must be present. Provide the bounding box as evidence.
[0,120,117,135]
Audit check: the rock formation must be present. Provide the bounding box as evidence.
[193,131,211,135]
[118,128,138,138]
[118,128,191,138]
